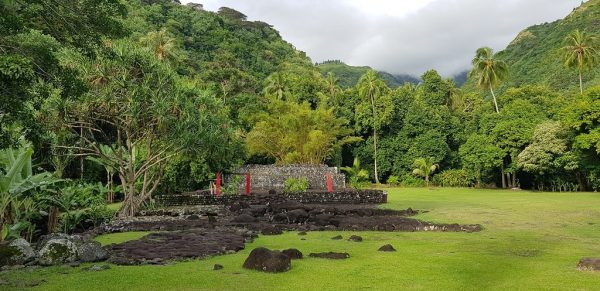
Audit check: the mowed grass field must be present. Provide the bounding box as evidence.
[3,188,600,290]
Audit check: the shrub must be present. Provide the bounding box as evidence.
[386,175,400,186]
[59,182,107,209]
[284,177,310,193]
[223,175,242,195]
[58,205,114,234]
[433,169,473,187]
[341,158,371,189]
[400,174,426,187]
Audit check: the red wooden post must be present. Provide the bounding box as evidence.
[216,172,222,196]
[326,172,333,192]
[245,172,251,195]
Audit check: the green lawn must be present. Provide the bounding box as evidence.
[3,188,600,290]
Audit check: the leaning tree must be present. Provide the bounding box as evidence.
[470,47,508,113]
[562,29,598,94]
[59,41,231,217]
[356,70,392,184]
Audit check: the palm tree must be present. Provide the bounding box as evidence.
[471,47,508,113]
[340,158,369,188]
[263,72,288,100]
[86,144,118,203]
[357,70,387,184]
[562,29,598,94]
[325,72,340,97]
[412,158,439,187]
[140,28,177,62]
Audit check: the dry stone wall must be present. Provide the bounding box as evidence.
[228,164,345,191]
[154,189,387,207]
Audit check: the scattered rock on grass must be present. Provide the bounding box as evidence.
[77,241,109,262]
[578,258,600,271]
[261,225,283,235]
[37,238,78,266]
[378,244,396,252]
[213,264,224,270]
[309,252,350,259]
[0,238,36,266]
[331,235,343,240]
[282,248,303,260]
[297,231,307,236]
[242,247,291,273]
[348,235,363,242]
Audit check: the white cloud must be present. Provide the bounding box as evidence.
[181,0,582,76]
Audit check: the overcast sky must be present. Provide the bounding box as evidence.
[181,0,583,76]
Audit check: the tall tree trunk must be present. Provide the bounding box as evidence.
[490,87,500,113]
[512,172,517,188]
[501,168,506,188]
[579,70,583,94]
[47,206,59,233]
[371,93,379,184]
[80,127,84,179]
[373,127,379,184]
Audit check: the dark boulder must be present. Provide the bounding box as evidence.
[187,214,201,220]
[0,239,36,266]
[232,214,258,223]
[37,237,78,266]
[311,214,334,226]
[229,201,250,213]
[287,209,309,224]
[348,235,363,242]
[213,264,224,270]
[378,244,396,252]
[77,241,109,262]
[272,213,288,223]
[309,252,350,259]
[578,258,600,271]
[249,206,267,217]
[271,201,305,213]
[331,235,343,240]
[242,247,291,273]
[261,225,283,235]
[282,248,303,260]
[298,231,307,236]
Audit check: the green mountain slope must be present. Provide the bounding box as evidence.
[316,61,418,88]
[467,0,600,92]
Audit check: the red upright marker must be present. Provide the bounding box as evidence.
[216,172,222,196]
[327,172,333,192]
[245,172,251,196]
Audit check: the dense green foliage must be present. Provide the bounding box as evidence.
[316,60,418,88]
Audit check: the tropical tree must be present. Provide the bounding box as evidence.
[0,145,60,241]
[412,158,439,187]
[340,158,370,189]
[59,41,233,217]
[459,134,505,187]
[246,98,357,164]
[263,72,289,100]
[140,28,179,63]
[562,29,598,94]
[470,47,508,113]
[86,145,119,203]
[356,70,391,184]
